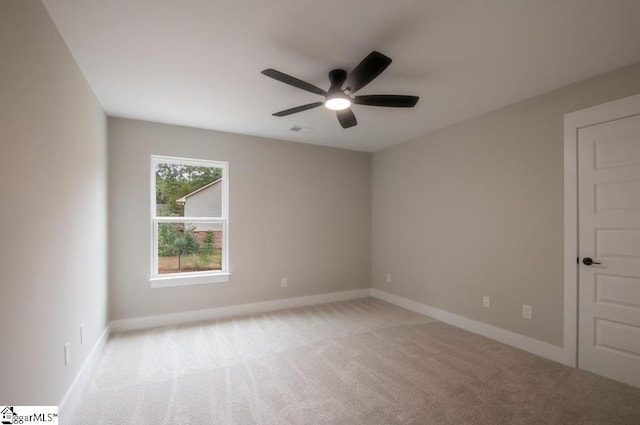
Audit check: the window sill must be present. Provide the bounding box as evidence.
[149,272,230,289]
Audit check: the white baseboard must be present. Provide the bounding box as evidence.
[59,286,572,421]
[59,324,110,420]
[109,288,373,333]
[371,289,573,366]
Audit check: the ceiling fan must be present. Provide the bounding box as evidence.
[261,51,419,129]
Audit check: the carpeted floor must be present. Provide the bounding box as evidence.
[70,298,640,424]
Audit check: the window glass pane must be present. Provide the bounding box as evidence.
[155,163,223,217]
[157,222,223,274]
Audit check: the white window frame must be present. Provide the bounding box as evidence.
[149,155,230,288]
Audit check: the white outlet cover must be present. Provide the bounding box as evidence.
[64,342,70,365]
[483,296,490,308]
[281,277,288,287]
[386,273,392,283]
[522,304,533,320]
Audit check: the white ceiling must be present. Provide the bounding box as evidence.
[43,0,640,152]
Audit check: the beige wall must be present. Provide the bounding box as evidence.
[108,118,371,320]
[0,0,108,404]
[372,61,640,346]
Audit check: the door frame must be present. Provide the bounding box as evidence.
[563,93,640,368]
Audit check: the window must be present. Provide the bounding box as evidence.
[150,155,229,288]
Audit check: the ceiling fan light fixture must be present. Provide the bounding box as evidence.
[324,96,351,111]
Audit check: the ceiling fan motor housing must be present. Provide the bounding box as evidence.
[328,69,348,92]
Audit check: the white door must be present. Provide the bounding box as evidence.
[578,113,640,387]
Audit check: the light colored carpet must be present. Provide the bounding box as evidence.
[70,298,640,424]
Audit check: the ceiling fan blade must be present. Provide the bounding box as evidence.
[272,102,323,117]
[262,69,327,96]
[354,95,419,107]
[336,109,357,128]
[344,51,392,94]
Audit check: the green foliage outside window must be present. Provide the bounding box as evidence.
[155,163,222,216]
[199,231,215,262]
[158,223,177,256]
[158,223,199,257]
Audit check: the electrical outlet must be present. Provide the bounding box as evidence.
[483,296,490,308]
[281,277,288,288]
[386,273,392,283]
[64,342,70,366]
[80,324,84,344]
[522,304,533,320]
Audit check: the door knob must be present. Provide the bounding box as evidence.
[582,257,601,266]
